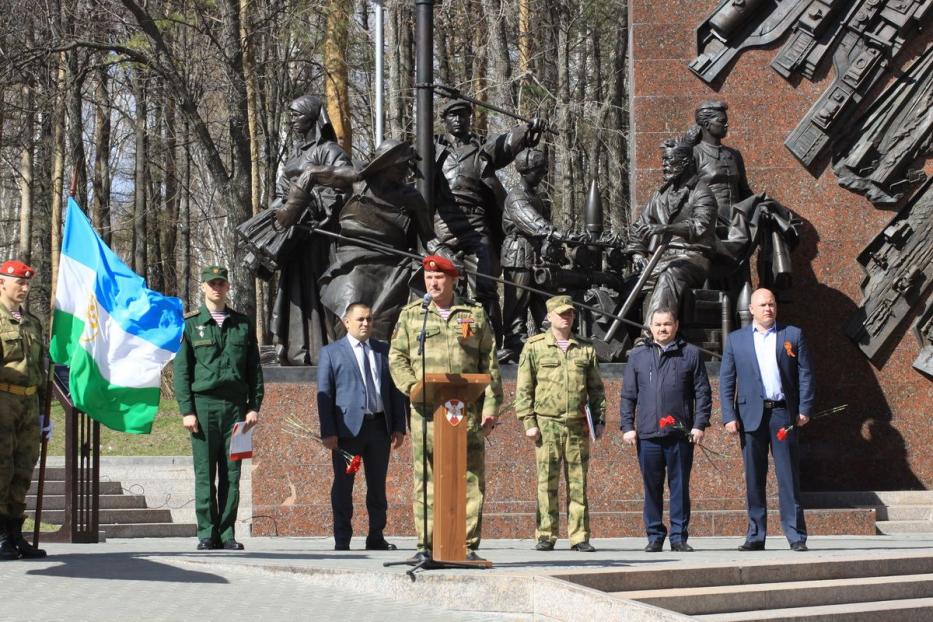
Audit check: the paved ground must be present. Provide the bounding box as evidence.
[5,535,933,621]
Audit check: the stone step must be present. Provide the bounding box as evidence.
[557,554,933,593]
[613,573,933,616]
[801,491,933,507]
[694,597,933,621]
[29,481,124,495]
[481,507,876,538]
[100,523,196,538]
[25,508,174,525]
[26,494,148,511]
[877,521,933,534]
[878,506,933,521]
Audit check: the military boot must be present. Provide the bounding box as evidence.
[10,516,46,559]
[0,516,19,561]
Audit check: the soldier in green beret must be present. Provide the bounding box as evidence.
[389,256,503,563]
[514,295,606,552]
[174,265,263,551]
[0,260,48,560]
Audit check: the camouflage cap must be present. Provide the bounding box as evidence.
[201,265,229,283]
[546,295,575,314]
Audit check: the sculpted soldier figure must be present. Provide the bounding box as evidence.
[515,295,605,553]
[284,138,454,339]
[688,101,800,322]
[237,94,351,364]
[0,261,47,560]
[389,256,503,563]
[500,148,561,362]
[629,138,717,326]
[433,99,546,340]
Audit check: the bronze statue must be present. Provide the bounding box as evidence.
[499,148,560,362]
[237,94,351,365]
[688,101,800,324]
[284,138,454,341]
[432,98,545,342]
[628,138,717,327]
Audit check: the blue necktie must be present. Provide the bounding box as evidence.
[362,343,379,414]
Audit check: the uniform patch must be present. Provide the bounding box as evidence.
[457,316,475,339]
[444,399,465,426]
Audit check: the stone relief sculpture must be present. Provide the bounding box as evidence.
[832,45,933,206]
[845,178,933,363]
[912,301,933,377]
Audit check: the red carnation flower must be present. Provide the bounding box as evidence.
[776,426,792,441]
[345,454,363,475]
[659,415,677,429]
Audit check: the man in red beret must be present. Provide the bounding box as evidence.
[389,255,502,563]
[0,260,48,560]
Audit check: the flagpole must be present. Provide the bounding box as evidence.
[32,174,74,546]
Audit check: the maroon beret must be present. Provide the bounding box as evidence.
[422,255,458,277]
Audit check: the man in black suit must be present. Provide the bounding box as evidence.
[317,303,407,550]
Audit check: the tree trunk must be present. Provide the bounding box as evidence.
[92,66,112,245]
[481,0,513,117]
[66,48,88,209]
[555,2,574,229]
[49,51,67,306]
[132,70,149,278]
[19,83,34,263]
[162,87,178,297]
[324,0,352,154]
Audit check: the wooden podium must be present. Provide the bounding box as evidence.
[411,372,492,568]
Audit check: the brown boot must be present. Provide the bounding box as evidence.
[10,517,46,559]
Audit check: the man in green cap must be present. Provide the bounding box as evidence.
[514,295,606,552]
[174,265,263,550]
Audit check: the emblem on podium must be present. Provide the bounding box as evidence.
[444,399,465,426]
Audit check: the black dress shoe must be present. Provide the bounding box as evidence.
[365,539,397,551]
[465,550,486,561]
[571,541,596,552]
[671,542,694,552]
[535,539,555,551]
[738,541,765,551]
[197,538,216,551]
[334,542,350,551]
[221,539,245,550]
[644,541,663,553]
[790,541,808,552]
[407,550,431,564]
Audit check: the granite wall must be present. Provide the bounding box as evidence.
[630,0,932,492]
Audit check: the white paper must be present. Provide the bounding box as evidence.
[229,421,253,460]
[584,405,596,441]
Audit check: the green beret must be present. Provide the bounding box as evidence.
[201,265,229,283]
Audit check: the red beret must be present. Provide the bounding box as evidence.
[422,255,458,277]
[0,260,35,279]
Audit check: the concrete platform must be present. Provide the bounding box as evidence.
[6,535,933,621]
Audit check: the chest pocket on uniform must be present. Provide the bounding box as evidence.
[1,330,24,362]
[423,327,441,340]
[539,357,560,368]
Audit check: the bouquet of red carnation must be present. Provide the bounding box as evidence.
[775,404,847,442]
[658,414,726,472]
[283,416,363,474]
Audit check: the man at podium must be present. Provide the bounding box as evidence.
[389,255,503,563]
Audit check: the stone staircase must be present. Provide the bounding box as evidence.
[801,491,933,535]
[556,553,933,621]
[26,457,251,539]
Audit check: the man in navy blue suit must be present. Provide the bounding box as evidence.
[317,303,407,551]
[720,288,814,552]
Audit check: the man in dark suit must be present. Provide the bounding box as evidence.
[317,303,407,551]
[720,288,814,552]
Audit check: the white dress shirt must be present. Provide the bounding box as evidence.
[346,334,384,413]
[752,324,784,401]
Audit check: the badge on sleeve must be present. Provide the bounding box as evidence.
[444,399,465,426]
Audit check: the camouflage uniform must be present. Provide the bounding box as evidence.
[514,330,605,546]
[0,302,46,558]
[388,295,502,551]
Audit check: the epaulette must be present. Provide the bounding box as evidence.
[526,333,547,344]
[575,335,593,345]
[403,299,424,310]
[184,310,200,319]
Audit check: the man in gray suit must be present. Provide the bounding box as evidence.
[317,303,407,550]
